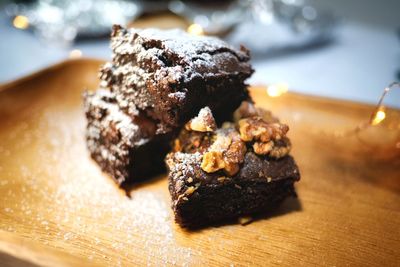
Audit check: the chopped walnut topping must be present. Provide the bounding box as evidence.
[238,116,291,158]
[233,101,258,121]
[223,131,246,176]
[234,101,279,123]
[223,163,240,176]
[239,117,289,143]
[269,137,291,158]
[210,134,232,151]
[175,102,292,182]
[185,107,217,132]
[200,129,246,176]
[201,151,225,173]
[253,141,274,155]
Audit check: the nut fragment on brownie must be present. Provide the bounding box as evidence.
[166,105,300,228]
[233,101,279,123]
[200,128,247,176]
[185,107,217,132]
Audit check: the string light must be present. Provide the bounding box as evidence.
[187,24,204,36]
[371,107,386,126]
[277,81,399,152]
[348,82,400,151]
[368,82,399,127]
[13,15,29,30]
[266,82,289,97]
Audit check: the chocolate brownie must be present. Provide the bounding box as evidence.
[166,104,300,228]
[99,25,253,134]
[84,89,171,185]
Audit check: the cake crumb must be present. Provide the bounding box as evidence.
[217,176,227,183]
[184,186,196,196]
[238,216,253,225]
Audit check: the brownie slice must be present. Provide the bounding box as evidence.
[84,89,171,186]
[99,25,253,133]
[166,104,300,228]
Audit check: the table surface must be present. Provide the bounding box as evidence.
[0,59,398,266]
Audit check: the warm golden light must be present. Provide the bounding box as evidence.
[187,24,204,36]
[69,49,82,59]
[13,15,29,30]
[266,83,289,97]
[371,108,386,126]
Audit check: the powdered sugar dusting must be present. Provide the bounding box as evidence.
[169,152,202,178]
[99,26,252,134]
[0,97,195,266]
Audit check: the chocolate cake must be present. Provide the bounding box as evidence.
[84,89,171,185]
[166,104,300,227]
[99,25,253,134]
[84,26,301,228]
[85,26,254,185]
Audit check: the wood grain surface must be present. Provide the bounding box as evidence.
[0,59,399,267]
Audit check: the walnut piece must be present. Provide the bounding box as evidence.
[201,151,225,173]
[269,137,292,158]
[223,131,247,176]
[238,116,291,158]
[185,107,217,132]
[234,101,279,123]
[253,141,274,155]
[233,101,258,121]
[238,117,289,142]
[201,129,247,176]
[253,137,291,158]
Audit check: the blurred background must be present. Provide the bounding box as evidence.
[0,0,399,107]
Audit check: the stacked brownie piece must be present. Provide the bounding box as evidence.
[100,25,253,134]
[166,104,300,227]
[84,25,253,186]
[84,89,171,185]
[84,25,300,228]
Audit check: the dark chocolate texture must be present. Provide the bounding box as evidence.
[167,151,300,227]
[99,25,253,133]
[84,89,171,185]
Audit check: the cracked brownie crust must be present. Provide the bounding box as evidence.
[100,25,253,133]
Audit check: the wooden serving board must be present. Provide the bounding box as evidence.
[0,59,399,267]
